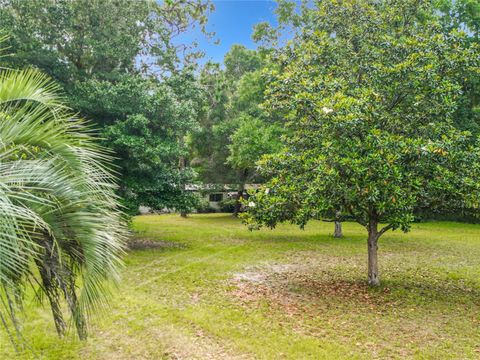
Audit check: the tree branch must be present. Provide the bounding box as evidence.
[378,224,393,237]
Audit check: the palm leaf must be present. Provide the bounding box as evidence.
[0,54,126,345]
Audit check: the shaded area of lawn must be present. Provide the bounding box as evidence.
[1,214,480,359]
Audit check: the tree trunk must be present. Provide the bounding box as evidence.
[367,219,380,286]
[233,185,244,217]
[233,171,247,217]
[49,293,67,337]
[179,154,188,218]
[40,278,67,337]
[35,255,67,337]
[55,264,87,340]
[333,211,343,238]
[334,221,343,238]
[63,281,87,340]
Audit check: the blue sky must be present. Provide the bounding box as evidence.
[182,0,278,64]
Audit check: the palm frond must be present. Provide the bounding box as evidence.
[0,63,126,344]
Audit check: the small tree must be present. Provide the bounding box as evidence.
[243,0,480,286]
[0,64,125,342]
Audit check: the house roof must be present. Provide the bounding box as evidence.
[185,184,262,192]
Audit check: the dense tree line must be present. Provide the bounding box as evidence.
[0,0,212,214]
[0,0,285,216]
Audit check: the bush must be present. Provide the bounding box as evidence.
[415,210,480,224]
[194,197,217,213]
[219,198,237,213]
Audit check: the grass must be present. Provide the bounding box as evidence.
[1,213,480,359]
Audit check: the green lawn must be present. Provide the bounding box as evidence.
[2,214,480,359]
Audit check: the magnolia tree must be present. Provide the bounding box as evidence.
[243,0,480,286]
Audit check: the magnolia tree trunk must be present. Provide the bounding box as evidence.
[333,211,343,238]
[334,221,343,238]
[367,219,380,286]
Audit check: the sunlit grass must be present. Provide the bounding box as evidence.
[2,214,480,359]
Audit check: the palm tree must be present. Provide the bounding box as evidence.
[0,42,126,345]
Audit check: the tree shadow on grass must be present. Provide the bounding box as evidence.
[244,232,367,245]
[379,274,480,308]
[188,213,238,221]
[232,263,480,315]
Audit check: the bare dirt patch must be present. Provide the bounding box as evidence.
[230,259,395,317]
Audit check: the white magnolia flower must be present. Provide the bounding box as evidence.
[322,106,334,114]
[248,201,256,207]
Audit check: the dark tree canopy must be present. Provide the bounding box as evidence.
[0,0,213,76]
[0,0,212,214]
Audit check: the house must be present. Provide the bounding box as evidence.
[185,184,262,211]
[138,184,262,214]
